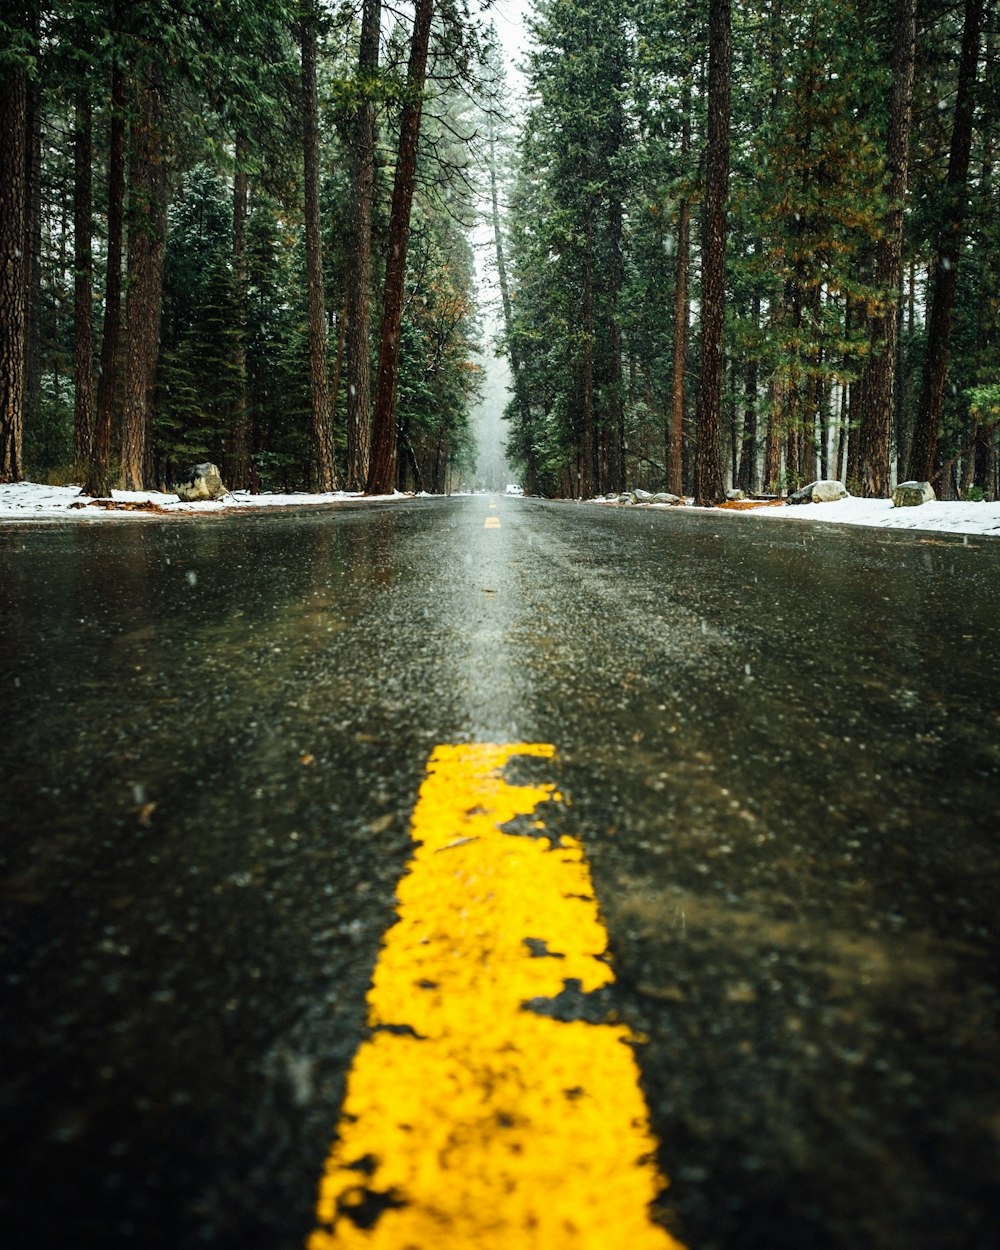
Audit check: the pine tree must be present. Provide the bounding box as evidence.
[367,0,436,495]
[345,0,380,490]
[0,6,32,483]
[299,1,336,492]
[856,0,916,496]
[693,0,732,505]
[121,64,169,491]
[908,0,985,483]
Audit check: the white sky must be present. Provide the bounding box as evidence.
[475,0,533,99]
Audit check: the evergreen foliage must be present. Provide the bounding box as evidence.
[499,0,1000,499]
[6,1,998,499]
[7,0,484,493]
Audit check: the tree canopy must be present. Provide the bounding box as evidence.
[498,0,999,501]
[0,0,484,494]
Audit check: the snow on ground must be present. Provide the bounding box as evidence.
[2,480,1000,539]
[0,482,402,521]
[680,494,1000,538]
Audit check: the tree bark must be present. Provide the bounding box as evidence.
[604,23,628,495]
[667,78,692,497]
[85,58,125,498]
[227,134,251,489]
[345,0,380,490]
[0,56,28,482]
[606,195,626,495]
[367,0,435,496]
[23,44,42,456]
[737,310,760,493]
[121,71,168,492]
[74,92,95,468]
[765,379,782,491]
[693,0,732,506]
[857,0,915,496]
[580,210,596,499]
[907,0,984,482]
[488,108,536,494]
[301,11,336,492]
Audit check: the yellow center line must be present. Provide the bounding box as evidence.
[309,744,684,1249]
[484,516,501,529]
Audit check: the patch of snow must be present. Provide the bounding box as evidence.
[682,495,1000,537]
[3,481,1000,539]
[0,482,410,521]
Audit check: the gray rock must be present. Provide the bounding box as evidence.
[651,492,683,505]
[810,479,848,502]
[726,488,746,502]
[173,462,227,502]
[893,480,935,507]
[617,493,633,505]
[789,479,848,505]
[632,488,655,502]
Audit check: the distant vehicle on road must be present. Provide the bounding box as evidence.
[505,484,523,495]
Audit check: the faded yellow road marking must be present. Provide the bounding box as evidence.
[484,515,501,529]
[309,744,683,1250]
[489,502,498,509]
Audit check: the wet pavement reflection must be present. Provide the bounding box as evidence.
[1,496,998,1250]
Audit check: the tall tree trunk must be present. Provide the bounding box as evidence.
[85,58,125,498]
[0,55,28,482]
[819,340,831,481]
[607,195,626,495]
[345,0,380,490]
[488,109,536,494]
[857,0,915,496]
[804,282,822,481]
[737,315,759,492]
[227,134,251,489]
[667,77,692,497]
[73,92,95,468]
[301,11,336,492]
[330,303,347,426]
[785,401,799,490]
[121,71,168,492]
[580,210,595,498]
[367,0,435,496]
[693,0,732,506]
[764,379,781,491]
[907,0,984,482]
[836,379,849,480]
[23,42,42,458]
[605,18,627,495]
[729,359,739,486]
[845,298,865,485]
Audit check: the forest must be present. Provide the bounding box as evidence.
[0,0,486,498]
[0,0,998,503]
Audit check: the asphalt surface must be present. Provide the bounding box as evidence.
[2,495,999,1250]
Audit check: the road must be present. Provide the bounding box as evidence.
[2,495,999,1250]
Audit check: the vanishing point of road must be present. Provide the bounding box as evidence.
[2,494,999,1250]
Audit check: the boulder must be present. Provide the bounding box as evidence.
[810,479,848,502]
[726,488,746,502]
[633,488,655,502]
[892,480,935,507]
[651,492,683,505]
[173,463,227,502]
[789,479,848,505]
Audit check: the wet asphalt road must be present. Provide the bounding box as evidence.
[2,495,999,1250]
